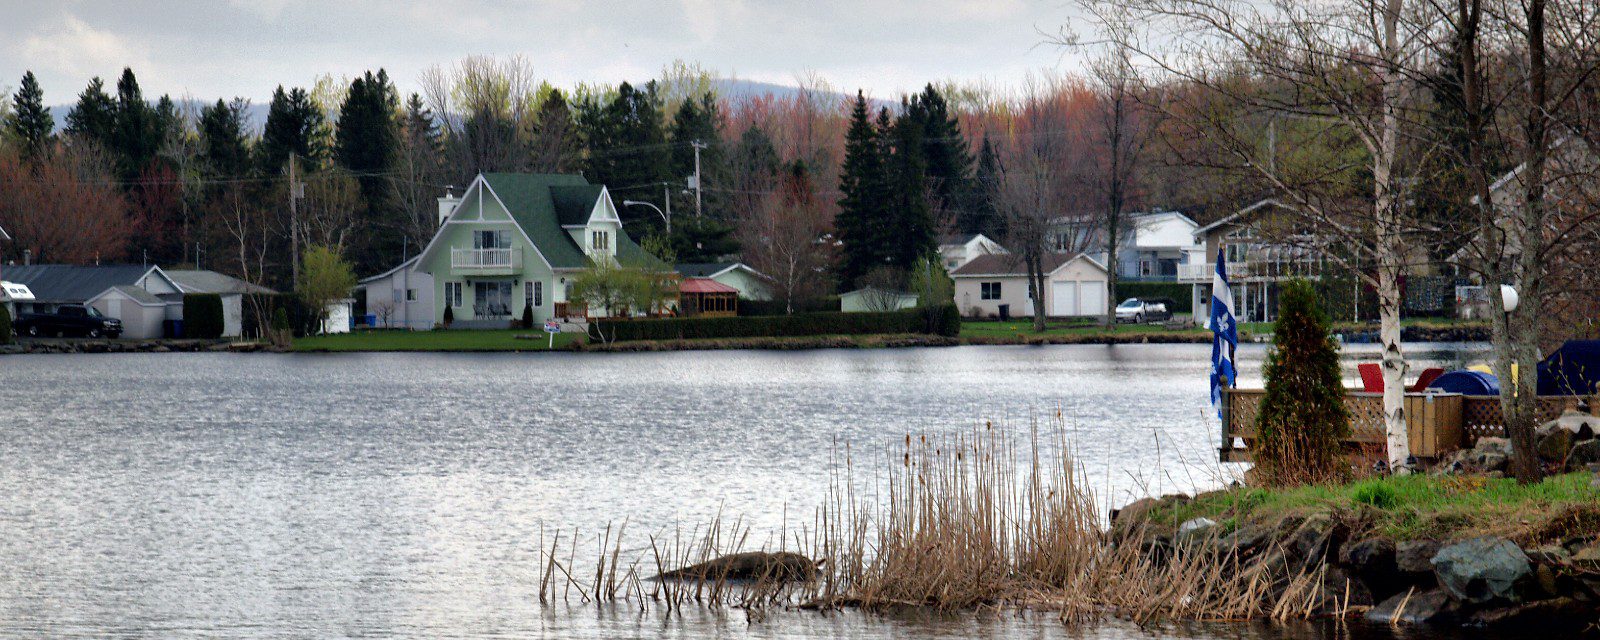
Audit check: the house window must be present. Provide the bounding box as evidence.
[591,230,611,253]
[474,230,510,249]
[534,281,543,306]
[981,282,1002,300]
[445,282,463,308]
[405,289,417,302]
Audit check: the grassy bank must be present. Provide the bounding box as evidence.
[959,319,1211,344]
[1145,472,1600,542]
[582,333,958,352]
[293,329,583,352]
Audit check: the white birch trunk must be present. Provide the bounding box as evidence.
[1374,0,1411,472]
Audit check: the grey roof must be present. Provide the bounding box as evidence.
[938,233,980,247]
[951,252,1107,277]
[101,285,163,305]
[676,262,737,278]
[166,269,277,294]
[2,264,164,303]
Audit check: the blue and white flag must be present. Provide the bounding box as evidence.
[1209,250,1238,417]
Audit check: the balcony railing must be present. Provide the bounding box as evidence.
[452,247,520,272]
[1178,260,1327,283]
[1177,262,1249,282]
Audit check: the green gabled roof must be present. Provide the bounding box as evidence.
[550,185,605,226]
[481,173,593,270]
[478,173,669,272]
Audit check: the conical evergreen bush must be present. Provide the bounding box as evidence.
[1254,279,1350,485]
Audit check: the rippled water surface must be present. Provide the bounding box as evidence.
[0,343,1502,638]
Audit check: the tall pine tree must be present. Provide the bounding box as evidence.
[198,99,251,178]
[835,92,891,289]
[578,81,671,233]
[112,68,162,181]
[65,77,116,150]
[260,85,327,173]
[6,71,53,162]
[968,135,1004,237]
[335,70,403,273]
[905,85,976,232]
[884,104,936,269]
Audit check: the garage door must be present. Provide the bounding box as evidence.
[1079,282,1105,316]
[1051,282,1076,316]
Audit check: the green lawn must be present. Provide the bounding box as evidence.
[1152,472,1600,541]
[959,319,1209,340]
[293,329,583,352]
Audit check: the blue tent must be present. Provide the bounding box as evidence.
[1428,370,1500,395]
[1538,340,1600,396]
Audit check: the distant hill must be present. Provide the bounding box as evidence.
[40,80,884,135]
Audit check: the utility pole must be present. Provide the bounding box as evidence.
[288,154,304,291]
[691,140,707,218]
[663,182,673,234]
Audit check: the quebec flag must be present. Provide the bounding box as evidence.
[1209,250,1238,418]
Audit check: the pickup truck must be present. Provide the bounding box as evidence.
[15,304,123,338]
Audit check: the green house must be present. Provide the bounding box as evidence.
[414,173,669,327]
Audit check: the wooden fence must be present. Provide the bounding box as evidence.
[1219,389,1592,463]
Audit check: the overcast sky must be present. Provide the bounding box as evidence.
[2,1,1086,105]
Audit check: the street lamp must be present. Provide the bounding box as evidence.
[622,200,669,234]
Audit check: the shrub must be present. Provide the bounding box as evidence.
[443,305,454,326]
[1254,279,1351,486]
[182,293,226,339]
[271,307,290,332]
[592,304,961,342]
[242,294,317,338]
[0,304,11,344]
[521,303,534,329]
[739,296,839,317]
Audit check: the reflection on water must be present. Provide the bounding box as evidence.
[0,344,1496,638]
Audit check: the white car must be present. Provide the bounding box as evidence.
[1115,298,1172,324]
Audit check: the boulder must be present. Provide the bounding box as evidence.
[1176,517,1217,546]
[1365,588,1458,625]
[1568,440,1600,468]
[1341,538,1403,598]
[1475,437,1513,456]
[653,552,818,582]
[1215,524,1272,555]
[1432,537,1532,604]
[1110,497,1160,539]
[1537,428,1576,463]
[1288,514,1336,565]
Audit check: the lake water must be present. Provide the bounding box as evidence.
[0,343,1510,638]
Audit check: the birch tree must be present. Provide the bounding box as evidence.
[1086,0,1438,471]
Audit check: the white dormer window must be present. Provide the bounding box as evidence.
[591,230,611,253]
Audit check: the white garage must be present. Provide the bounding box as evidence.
[952,253,1109,319]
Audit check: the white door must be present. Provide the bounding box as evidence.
[1051,282,1076,317]
[1079,282,1105,316]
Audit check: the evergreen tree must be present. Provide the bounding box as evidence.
[668,93,723,211]
[112,68,162,181]
[65,77,116,149]
[578,81,671,233]
[335,70,403,273]
[198,98,251,178]
[968,135,1004,237]
[260,85,327,173]
[883,105,936,268]
[1254,279,1351,485]
[7,71,54,161]
[152,95,183,146]
[905,85,976,229]
[530,89,580,173]
[835,92,891,289]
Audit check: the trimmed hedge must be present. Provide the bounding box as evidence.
[242,293,318,338]
[738,296,841,317]
[595,304,961,342]
[0,304,11,344]
[1115,282,1193,314]
[182,293,226,339]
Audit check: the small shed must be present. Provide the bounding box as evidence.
[680,277,739,317]
[841,287,919,312]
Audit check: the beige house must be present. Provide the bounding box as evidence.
[840,287,919,312]
[675,263,773,301]
[951,253,1109,319]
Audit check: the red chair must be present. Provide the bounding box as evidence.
[1409,367,1446,392]
[1358,363,1384,393]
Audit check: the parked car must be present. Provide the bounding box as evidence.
[1115,298,1174,324]
[15,304,123,338]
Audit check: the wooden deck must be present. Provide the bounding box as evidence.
[1218,389,1592,462]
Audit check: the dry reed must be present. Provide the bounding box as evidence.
[537,415,1346,625]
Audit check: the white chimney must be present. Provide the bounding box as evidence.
[437,189,462,225]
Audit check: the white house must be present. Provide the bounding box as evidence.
[1050,210,1203,281]
[951,253,1109,319]
[938,233,1008,271]
[357,256,436,330]
[675,262,773,301]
